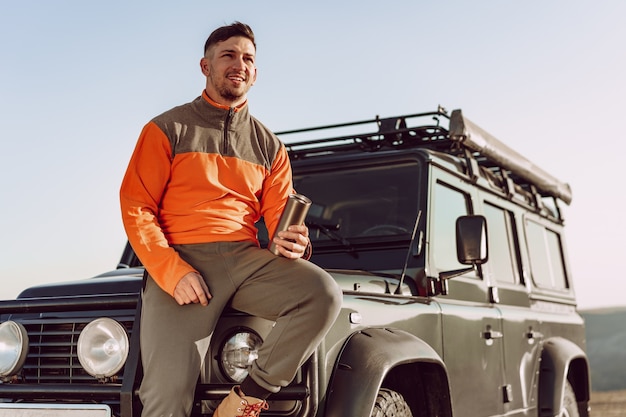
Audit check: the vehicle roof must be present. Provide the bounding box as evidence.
[278,108,571,221]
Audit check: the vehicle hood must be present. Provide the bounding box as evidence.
[15,267,409,299]
[328,269,411,295]
[17,268,144,299]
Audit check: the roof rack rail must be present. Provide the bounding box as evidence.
[277,109,450,158]
[277,108,572,205]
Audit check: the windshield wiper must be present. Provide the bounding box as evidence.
[306,222,359,258]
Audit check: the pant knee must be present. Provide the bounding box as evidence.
[306,270,343,318]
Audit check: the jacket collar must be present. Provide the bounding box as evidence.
[202,90,248,112]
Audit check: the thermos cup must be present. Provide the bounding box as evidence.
[268,193,312,255]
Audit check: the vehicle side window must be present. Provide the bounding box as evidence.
[483,202,521,285]
[524,219,569,290]
[431,181,470,272]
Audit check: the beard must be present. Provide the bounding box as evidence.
[209,72,252,104]
[217,85,246,102]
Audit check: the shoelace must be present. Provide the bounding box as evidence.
[240,400,269,417]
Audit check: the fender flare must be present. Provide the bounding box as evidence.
[324,327,448,417]
[538,336,590,416]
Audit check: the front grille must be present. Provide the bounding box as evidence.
[19,314,134,384]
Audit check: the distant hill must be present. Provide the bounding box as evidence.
[580,306,626,391]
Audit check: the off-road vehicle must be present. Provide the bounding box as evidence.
[0,108,590,416]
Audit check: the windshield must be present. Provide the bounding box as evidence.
[293,162,420,244]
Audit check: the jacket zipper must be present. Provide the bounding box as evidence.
[223,107,234,154]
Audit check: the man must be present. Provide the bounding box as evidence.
[120,22,342,417]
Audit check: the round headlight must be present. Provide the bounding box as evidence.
[219,330,263,382]
[0,321,29,378]
[77,318,129,378]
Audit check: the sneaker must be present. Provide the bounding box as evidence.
[213,386,269,417]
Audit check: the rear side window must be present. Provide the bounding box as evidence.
[524,219,568,290]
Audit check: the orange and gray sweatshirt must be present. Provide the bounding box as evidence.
[120,91,293,296]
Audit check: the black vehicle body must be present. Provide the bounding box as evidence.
[0,108,589,417]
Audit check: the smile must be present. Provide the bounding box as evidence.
[228,74,246,83]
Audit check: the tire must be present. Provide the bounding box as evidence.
[370,388,413,417]
[559,381,579,417]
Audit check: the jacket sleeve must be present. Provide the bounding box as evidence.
[261,144,295,239]
[119,121,197,296]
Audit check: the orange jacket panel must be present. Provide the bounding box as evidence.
[120,93,293,295]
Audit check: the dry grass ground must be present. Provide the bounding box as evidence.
[590,390,626,417]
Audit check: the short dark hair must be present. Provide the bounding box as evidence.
[204,22,256,56]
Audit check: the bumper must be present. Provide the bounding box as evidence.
[0,403,111,416]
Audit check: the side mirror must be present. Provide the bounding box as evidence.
[456,215,488,265]
[427,215,489,296]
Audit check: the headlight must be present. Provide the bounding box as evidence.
[0,321,29,378]
[77,318,129,379]
[219,330,263,382]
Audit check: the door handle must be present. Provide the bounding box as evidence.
[526,329,543,343]
[483,326,503,340]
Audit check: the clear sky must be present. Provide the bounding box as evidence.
[1,1,624,309]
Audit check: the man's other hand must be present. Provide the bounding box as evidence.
[173,272,212,306]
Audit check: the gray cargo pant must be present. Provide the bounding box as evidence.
[138,241,342,417]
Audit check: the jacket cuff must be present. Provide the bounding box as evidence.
[303,240,313,261]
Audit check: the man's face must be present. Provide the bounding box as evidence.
[201,36,257,107]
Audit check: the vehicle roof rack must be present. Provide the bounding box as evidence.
[277,108,572,205]
[279,109,450,158]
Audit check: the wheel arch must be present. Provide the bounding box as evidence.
[538,336,590,417]
[324,327,452,417]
